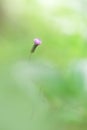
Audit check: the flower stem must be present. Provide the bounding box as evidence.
[31,44,38,53]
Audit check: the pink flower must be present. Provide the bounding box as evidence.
[30,38,42,53]
[34,38,42,45]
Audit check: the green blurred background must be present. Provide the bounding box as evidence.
[0,0,87,130]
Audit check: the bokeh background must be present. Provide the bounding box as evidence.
[0,0,87,130]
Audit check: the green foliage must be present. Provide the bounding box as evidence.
[0,0,87,130]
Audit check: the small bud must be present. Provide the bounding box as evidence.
[34,38,42,45]
[31,38,42,53]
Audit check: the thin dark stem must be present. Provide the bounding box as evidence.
[31,44,38,53]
